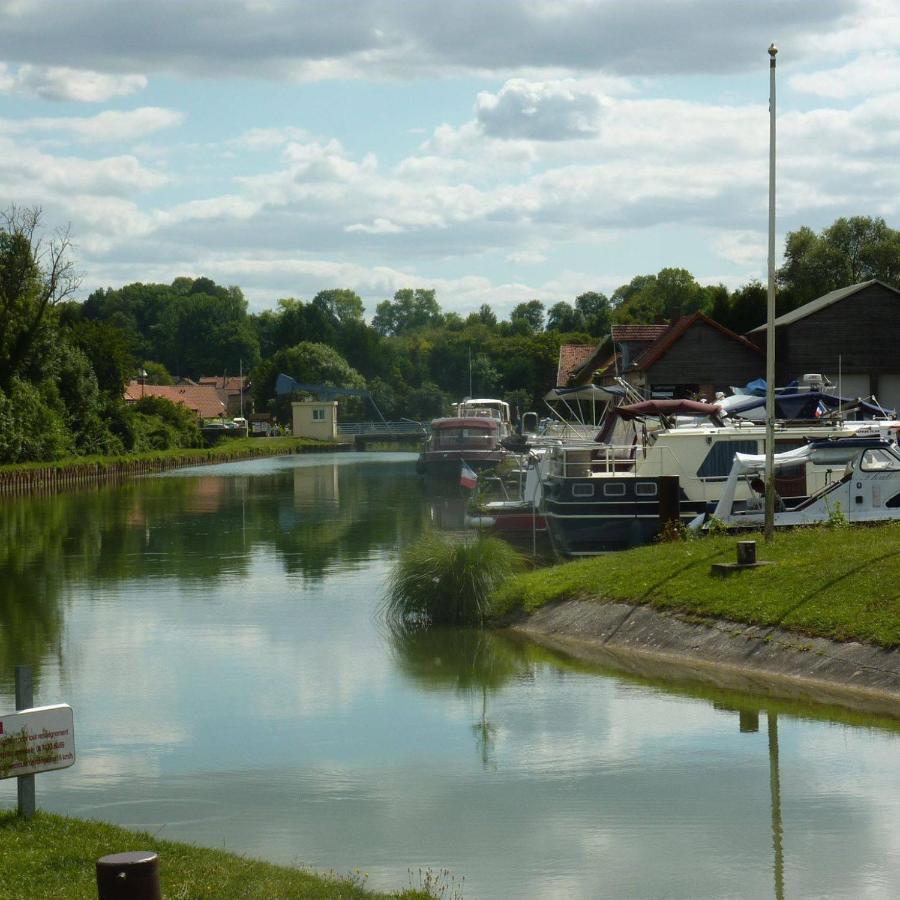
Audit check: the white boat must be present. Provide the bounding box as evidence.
[707,436,900,528]
[540,398,900,554]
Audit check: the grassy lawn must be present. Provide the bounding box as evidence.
[0,437,338,475]
[490,523,900,648]
[0,812,431,900]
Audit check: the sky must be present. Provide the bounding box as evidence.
[0,0,898,318]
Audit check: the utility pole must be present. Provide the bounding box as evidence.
[765,42,778,542]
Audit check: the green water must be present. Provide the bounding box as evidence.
[0,453,898,899]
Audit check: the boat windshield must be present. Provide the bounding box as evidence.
[455,399,510,423]
[433,426,498,450]
[860,447,900,471]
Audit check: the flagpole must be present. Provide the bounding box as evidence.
[765,42,778,542]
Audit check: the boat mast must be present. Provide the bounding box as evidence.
[765,43,778,541]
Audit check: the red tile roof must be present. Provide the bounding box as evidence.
[198,375,248,395]
[556,344,597,386]
[611,324,670,342]
[124,382,228,420]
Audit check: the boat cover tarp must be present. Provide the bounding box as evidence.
[720,391,893,419]
[712,444,816,521]
[615,399,722,420]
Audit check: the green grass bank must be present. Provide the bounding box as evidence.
[0,812,432,899]
[0,437,350,494]
[490,524,900,648]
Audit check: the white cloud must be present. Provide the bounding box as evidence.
[506,249,548,264]
[226,126,313,151]
[476,78,603,140]
[345,218,406,235]
[0,107,184,143]
[1,3,898,314]
[711,231,768,268]
[11,65,147,102]
[0,137,167,198]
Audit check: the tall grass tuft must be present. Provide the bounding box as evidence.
[385,532,526,629]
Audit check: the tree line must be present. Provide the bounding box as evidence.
[1,208,898,464]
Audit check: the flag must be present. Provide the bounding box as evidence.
[459,461,478,490]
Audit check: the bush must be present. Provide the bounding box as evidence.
[384,533,525,629]
[0,378,73,463]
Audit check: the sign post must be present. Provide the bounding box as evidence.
[1,666,76,818]
[15,665,35,819]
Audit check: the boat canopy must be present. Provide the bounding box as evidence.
[543,384,623,403]
[722,391,893,420]
[614,399,722,420]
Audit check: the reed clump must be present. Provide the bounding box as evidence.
[385,533,525,629]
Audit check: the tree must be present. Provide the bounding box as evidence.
[312,288,364,324]
[574,291,611,336]
[466,304,497,328]
[0,207,78,389]
[372,289,444,336]
[546,301,585,333]
[142,361,174,385]
[778,216,900,313]
[155,281,260,377]
[509,300,545,334]
[251,341,366,419]
[611,269,709,324]
[717,281,767,334]
[65,319,136,396]
[470,353,501,395]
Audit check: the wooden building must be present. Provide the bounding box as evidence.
[569,312,762,399]
[748,279,900,410]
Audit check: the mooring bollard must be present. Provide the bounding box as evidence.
[96,851,161,900]
[736,540,757,566]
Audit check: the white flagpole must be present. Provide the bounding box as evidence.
[765,43,778,542]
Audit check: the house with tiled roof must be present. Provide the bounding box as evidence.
[624,311,763,398]
[567,312,762,399]
[124,382,228,421]
[198,375,250,416]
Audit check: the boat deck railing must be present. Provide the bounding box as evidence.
[336,421,427,436]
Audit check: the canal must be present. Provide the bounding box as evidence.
[1,452,898,899]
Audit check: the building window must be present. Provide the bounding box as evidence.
[312,408,326,421]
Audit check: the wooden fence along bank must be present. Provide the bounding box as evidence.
[0,441,351,495]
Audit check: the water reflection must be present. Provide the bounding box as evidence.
[390,628,533,768]
[0,455,428,690]
[0,454,897,900]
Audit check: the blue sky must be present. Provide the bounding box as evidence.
[1,0,898,318]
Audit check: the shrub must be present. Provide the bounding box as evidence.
[385,533,525,629]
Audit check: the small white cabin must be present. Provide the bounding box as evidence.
[292,400,338,440]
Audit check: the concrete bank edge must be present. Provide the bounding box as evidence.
[510,600,900,719]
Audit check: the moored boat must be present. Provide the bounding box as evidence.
[416,398,513,479]
[706,436,900,529]
[541,397,900,555]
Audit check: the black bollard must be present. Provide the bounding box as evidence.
[96,851,161,900]
[736,541,757,566]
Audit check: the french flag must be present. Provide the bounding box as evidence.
[459,461,478,490]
